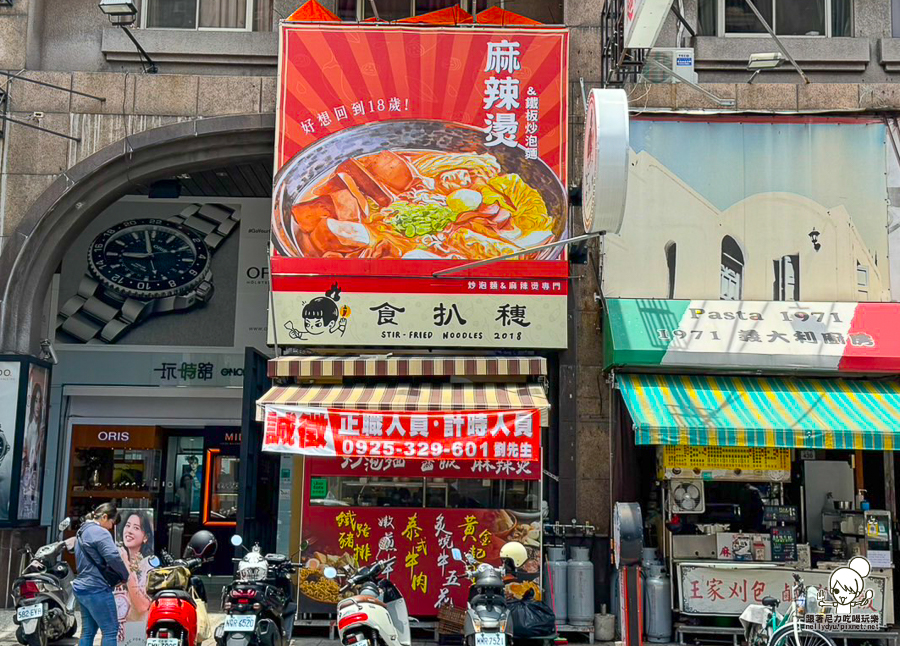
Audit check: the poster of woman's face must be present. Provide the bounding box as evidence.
[18,365,49,521]
[115,509,156,646]
[117,509,155,559]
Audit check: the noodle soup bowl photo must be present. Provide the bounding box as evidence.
[273,120,568,261]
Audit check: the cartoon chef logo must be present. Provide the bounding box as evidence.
[284,283,350,341]
[818,557,875,613]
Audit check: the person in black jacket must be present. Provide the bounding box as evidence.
[73,503,129,646]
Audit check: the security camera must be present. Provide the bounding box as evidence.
[39,339,58,365]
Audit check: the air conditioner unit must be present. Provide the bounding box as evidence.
[670,479,706,514]
[641,48,698,84]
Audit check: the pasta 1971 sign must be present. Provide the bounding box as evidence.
[270,24,569,349]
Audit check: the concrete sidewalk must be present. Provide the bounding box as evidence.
[0,611,239,645]
[0,610,434,646]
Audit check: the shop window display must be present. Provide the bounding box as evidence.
[203,449,239,525]
[311,476,539,512]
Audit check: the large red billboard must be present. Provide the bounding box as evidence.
[271,25,569,349]
[263,406,540,461]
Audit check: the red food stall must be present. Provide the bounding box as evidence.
[261,403,544,616]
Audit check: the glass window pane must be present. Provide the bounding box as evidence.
[363,0,412,21]
[776,0,824,35]
[724,0,771,33]
[697,0,718,35]
[833,0,852,36]
[207,454,239,521]
[503,0,561,23]
[146,0,198,28]
[415,0,462,15]
[444,480,493,508]
[199,0,247,28]
[337,0,358,20]
[253,0,274,31]
[339,477,424,507]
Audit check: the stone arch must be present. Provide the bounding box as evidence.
[0,113,276,355]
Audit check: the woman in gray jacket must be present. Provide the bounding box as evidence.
[73,503,130,646]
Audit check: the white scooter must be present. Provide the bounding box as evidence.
[12,518,77,646]
[325,557,412,646]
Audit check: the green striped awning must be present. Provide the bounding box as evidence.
[617,374,900,450]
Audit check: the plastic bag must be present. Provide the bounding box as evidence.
[193,586,211,643]
[509,597,556,639]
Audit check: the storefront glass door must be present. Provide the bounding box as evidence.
[160,435,204,559]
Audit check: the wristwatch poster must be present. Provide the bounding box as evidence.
[56,203,240,345]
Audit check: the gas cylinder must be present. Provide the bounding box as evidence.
[640,547,659,592]
[544,546,568,624]
[644,563,672,643]
[567,546,594,627]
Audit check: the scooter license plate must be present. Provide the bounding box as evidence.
[146,639,180,646]
[223,615,257,632]
[475,634,505,646]
[17,605,43,621]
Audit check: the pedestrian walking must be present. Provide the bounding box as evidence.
[73,503,129,646]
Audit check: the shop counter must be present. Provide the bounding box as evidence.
[674,560,894,624]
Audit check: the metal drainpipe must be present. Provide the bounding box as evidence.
[0,80,12,248]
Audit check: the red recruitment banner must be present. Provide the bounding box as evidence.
[271,25,569,350]
[298,506,543,617]
[306,454,541,480]
[263,406,540,461]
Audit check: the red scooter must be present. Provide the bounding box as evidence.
[145,531,218,646]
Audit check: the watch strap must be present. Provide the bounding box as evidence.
[56,275,154,344]
[169,204,239,252]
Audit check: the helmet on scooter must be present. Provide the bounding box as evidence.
[499,541,528,568]
[184,530,218,560]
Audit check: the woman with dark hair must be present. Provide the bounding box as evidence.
[116,511,154,627]
[74,503,129,646]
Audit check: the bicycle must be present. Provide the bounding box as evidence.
[741,573,836,646]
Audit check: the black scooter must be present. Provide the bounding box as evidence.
[214,535,299,646]
[12,518,77,646]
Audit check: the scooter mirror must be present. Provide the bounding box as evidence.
[231,535,243,547]
[323,566,338,580]
[58,517,71,532]
[149,556,161,568]
[451,548,462,561]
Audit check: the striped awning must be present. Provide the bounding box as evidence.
[257,382,550,425]
[267,355,547,379]
[618,373,900,450]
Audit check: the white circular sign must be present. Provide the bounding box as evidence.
[582,88,630,235]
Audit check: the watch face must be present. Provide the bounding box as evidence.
[88,218,211,298]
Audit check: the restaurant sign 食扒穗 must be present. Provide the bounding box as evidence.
[270,25,569,349]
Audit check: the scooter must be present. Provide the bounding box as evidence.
[326,557,412,646]
[453,548,512,646]
[214,534,299,646]
[145,530,218,646]
[11,518,77,646]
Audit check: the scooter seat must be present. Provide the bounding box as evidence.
[338,595,386,610]
[155,590,196,605]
